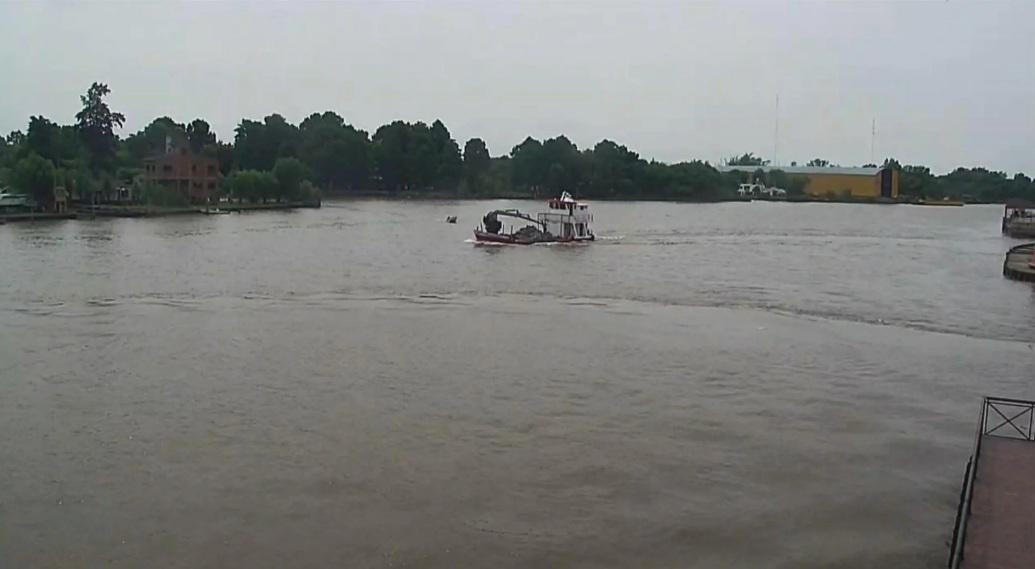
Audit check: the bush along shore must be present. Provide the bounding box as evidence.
[2,83,1034,216]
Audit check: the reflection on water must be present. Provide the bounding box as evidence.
[1,201,1033,568]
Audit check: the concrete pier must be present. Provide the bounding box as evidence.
[1002,243,1035,282]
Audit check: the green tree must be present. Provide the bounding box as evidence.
[429,119,462,190]
[806,158,830,167]
[586,139,641,198]
[123,117,186,164]
[899,164,935,198]
[234,114,299,171]
[372,121,411,191]
[256,171,278,203]
[272,157,309,201]
[210,141,235,175]
[26,116,83,165]
[540,135,583,193]
[224,170,266,203]
[186,119,216,153]
[298,112,371,191]
[372,120,444,191]
[12,153,56,208]
[462,138,491,192]
[74,82,125,170]
[510,137,545,193]
[26,116,61,161]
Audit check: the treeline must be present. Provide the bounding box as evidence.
[1,82,1033,207]
[721,153,1035,203]
[893,161,1035,203]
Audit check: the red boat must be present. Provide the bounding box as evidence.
[474,192,594,245]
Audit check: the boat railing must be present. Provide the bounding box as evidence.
[981,397,1035,441]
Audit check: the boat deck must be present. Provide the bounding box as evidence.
[950,397,1035,569]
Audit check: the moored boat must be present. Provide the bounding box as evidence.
[1003,200,1035,238]
[474,192,595,244]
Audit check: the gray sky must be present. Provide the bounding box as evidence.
[2,1,1033,174]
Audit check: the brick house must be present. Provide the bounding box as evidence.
[143,143,221,204]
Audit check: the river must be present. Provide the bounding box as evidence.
[1,200,1033,568]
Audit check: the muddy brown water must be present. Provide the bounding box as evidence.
[2,201,1033,568]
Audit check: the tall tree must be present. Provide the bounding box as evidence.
[540,135,583,193]
[429,119,462,189]
[26,117,82,165]
[462,138,491,192]
[123,117,185,164]
[510,137,545,193]
[26,116,60,161]
[586,139,641,198]
[211,141,235,175]
[75,82,125,170]
[372,121,414,191]
[186,119,216,153]
[299,111,371,191]
[234,114,299,171]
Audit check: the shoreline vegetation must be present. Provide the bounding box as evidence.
[1,83,1033,221]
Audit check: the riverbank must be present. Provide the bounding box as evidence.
[72,200,321,218]
[0,212,79,223]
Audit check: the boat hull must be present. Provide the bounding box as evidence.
[473,230,593,245]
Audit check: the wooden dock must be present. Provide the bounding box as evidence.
[949,397,1035,569]
[1003,243,1035,282]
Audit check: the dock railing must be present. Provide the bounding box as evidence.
[948,396,1035,568]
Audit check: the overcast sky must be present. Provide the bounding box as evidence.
[2,1,1032,174]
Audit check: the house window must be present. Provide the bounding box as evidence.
[162,165,172,173]
[191,164,197,174]
[207,165,216,175]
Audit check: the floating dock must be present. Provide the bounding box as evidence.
[948,397,1035,568]
[1002,243,1035,282]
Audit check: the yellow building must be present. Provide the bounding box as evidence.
[720,165,899,200]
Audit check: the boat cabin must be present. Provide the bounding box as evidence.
[1003,199,1035,237]
[537,192,593,240]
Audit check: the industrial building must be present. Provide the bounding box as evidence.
[719,165,899,200]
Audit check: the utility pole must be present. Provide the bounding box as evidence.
[870,118,876,165]
[773,94,780,167]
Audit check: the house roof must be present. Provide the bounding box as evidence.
[717,165,884,176]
